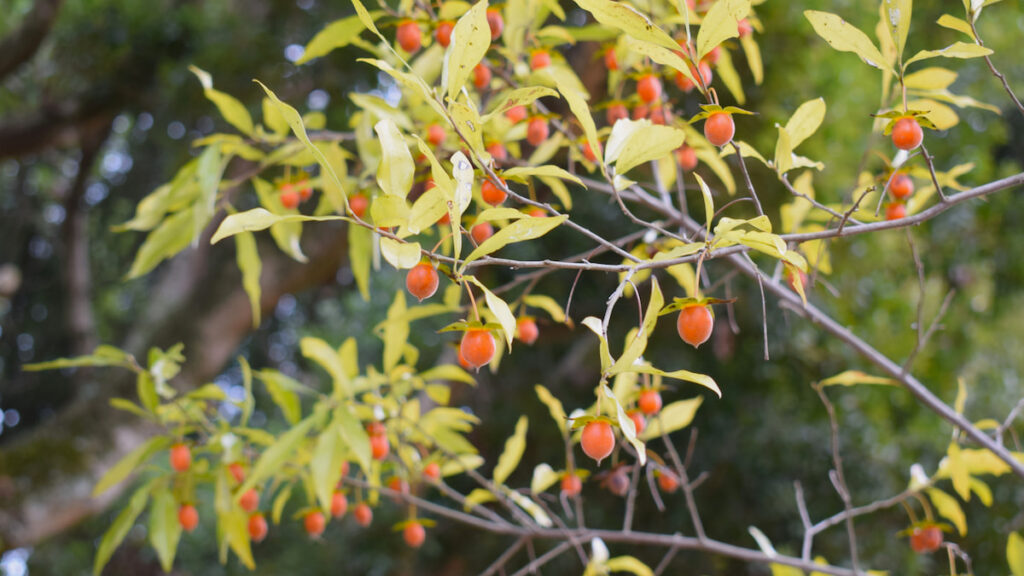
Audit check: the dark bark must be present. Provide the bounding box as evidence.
[0,0,64,81]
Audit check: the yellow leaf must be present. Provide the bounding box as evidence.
[297,14,370,64]
[493,416,528,485]
[697,0,752,61]
[926,488,966,535]
[804,11,894,73]
[444,0,491,97]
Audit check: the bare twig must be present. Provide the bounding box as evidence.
[814,385,861,573]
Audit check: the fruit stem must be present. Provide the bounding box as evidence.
[464,281,481,322]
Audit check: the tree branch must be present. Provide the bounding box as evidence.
[0,0,64,81]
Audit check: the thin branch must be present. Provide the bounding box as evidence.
[814,385,861,573]
[479,537,529,576]
[967,17,1024,117]
[730,141,764,216]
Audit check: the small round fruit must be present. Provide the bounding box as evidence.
[890,173,914,199]
[487,142,507,161]
[704,46,721,65]
[657,470,680,493]
[353,503,373,527]
[528,207,546,218]
[704,112,735,147]
[331,491,348,518]
[649,107,666,125]
[366,421,386,437]
[406,262,439,302]
[787,268,809,293]
[506,105,528,124]
[427,123,446,147]
[239,489,260,513]
[516,317,539,345]
[435,21,454,48]
[457,347,473,370]
[304,511,326,538]
[677,305,714,348]
[370,433,390,461]
[473,63,491,90]
[886,202,907,221]
[460,329,496,369]
[606,104,628,125]
[397,20,422,53]
[481,177,507,206]
[605,466,630,496]
[627,410,646,435]
[170,443,192,473]
[676,145,698,171]
[909,525,943,553]
[580,420,615,463]
[603,47,618,71]
[582,141,599,162]
[423,462,441,481]
[530,50,551,70]
[560,473,582,497]
[339,461,350,478]
[892,117,923,150]
[486,9,504,40]
[638,389,663,416]
[404,522,426,548]
[228,462,246,484]
[297,180,313,201]
[471,221,494,244]
[281,189,300,210]
[248,513,268,542]
[179,504,199,532]
[737,18,753,37]
[637,74,662,103]
[387,477,409,496]
[349,194,369,219]
[526,117,549,147]
[632,104,649,120]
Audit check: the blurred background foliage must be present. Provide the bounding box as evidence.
[1,0,1023,574]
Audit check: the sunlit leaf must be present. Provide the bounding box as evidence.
[493,416,528,486]
[93,436,170,497]
[804,11,894,73]
[444,0,491,97]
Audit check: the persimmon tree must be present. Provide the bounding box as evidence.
[22,0,1024,574]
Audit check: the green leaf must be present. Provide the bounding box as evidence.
[463,215,568,265]
[819,370,899,387]
[238,356,255,427]
[804,11,894,73]
[235,231,262,328]
[492,416,528,486]
[127,207,196,278]
[256,369,302,424]
[444,0,491,97]
[374,119,415,198]
[1008,532,1024,576]
[697,0,752,61]
[221,508,255,569]
[310,422,345,512]
[349,223,372,299]
[300,337,351,397]
[383,291,410,372]
[297,14,370,64]
[239,413,319,495]
[210,208,346,244]
[785,98,827,150]
[189,66,255,136]
[523,294,567,323]
[24,345,134,372]
[904,41,993,66]
[93,436,170,497]
[94,480,153,575]
[272,484,293,524]
[535,384,567,435]
[571,0,680,52]
[148,485,182,573]
[882,0,912,56]
[639,398,704,440]
[606,556,654,576]
[926,488,966,535]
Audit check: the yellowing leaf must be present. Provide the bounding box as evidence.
[444,0,491,97]
[503,165,584,187]
[484,86,560,121]
[535,384,568,434]
[374,119,414,198]
[571,0,680,52]
[1008,532,1024,576]
[739,33,763,85]
[524,294,567,323]
[610,278,663,375]
[380,237,422,270]
[148,486,182,573]
[639,397,704,440]
[785,98,827,149]
[819,370,899,387]
[615,124,688,174]
[936,14,975,39]
[466,276,517,350]
[697,0,752,61]
[189,66,254,136]
[93,481,153,576]
[239,414,319,495]
[804,11,894,73]
[493,416,528,485]
[531,463,561,493]
[24,345,133,372]
[92,436,169,497]
[605,556,654,576]
[297,14,369,64]
[463,215,568,265]
[905,42,993,67]
[235,230,262,327]
[300,337,350,397]
[927,488,966,535]
[629,365,722,398]
[382,291,409,372]
[602,384,646,465]
[882,0,913,56]
[904,66,958,90]
[311,423,345,512]
[694,173,715,236]
[210,208,345,244]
